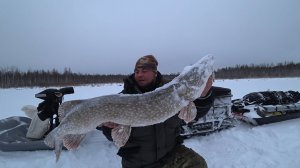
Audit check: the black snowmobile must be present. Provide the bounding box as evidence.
[180,86,237,138]
[0,87,74,152]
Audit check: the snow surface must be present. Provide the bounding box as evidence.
[0,78,300,168]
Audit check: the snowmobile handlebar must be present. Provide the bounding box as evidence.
[35,87,74,130]
[35,87,74,101]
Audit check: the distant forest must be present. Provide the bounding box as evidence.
[0,62,299,88]
[215,61,300,79]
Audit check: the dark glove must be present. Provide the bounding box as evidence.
[99,126,113,142]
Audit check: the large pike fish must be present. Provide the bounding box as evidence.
[44,55,214,161]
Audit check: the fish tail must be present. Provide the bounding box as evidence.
[55,138,63,162]
[44,130,63,162]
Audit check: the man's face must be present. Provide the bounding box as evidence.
[134,68,157,87]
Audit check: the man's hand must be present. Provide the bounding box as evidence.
[102,122,119,129]
[201,75,213,97]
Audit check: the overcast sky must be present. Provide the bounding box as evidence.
[1,0,299,74]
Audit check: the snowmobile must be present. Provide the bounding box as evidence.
[0,87,74,152]
[180,86,238,138]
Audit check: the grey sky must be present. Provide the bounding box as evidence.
[1,0,299,74]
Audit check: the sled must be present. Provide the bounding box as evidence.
[0,87,74,152]
[232,102,300,126]
[0,116,53,152]
[232,91,300,126]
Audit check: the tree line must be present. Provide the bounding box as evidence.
[0,61,299,88]
[215,62,300,79]
[0,67,177,88]
[0,68,123,88]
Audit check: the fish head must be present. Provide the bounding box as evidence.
[175,55,214,101]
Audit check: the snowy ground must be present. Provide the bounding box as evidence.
[0,78,300,168]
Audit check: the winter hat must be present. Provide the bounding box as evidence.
[134,55,158,72]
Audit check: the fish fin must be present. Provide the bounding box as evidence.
[63,134,86,150]
[58,100,84,120]
[21,105,37,119]
[111,125,131,148]
[178,101,197,123]
[44,129,63,162]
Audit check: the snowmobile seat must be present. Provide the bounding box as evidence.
[181,86,236,138]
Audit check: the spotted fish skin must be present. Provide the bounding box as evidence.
[44,55,214,161]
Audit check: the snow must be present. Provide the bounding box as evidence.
[0,78,300,168]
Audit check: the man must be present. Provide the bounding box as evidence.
[101,55,212,168]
